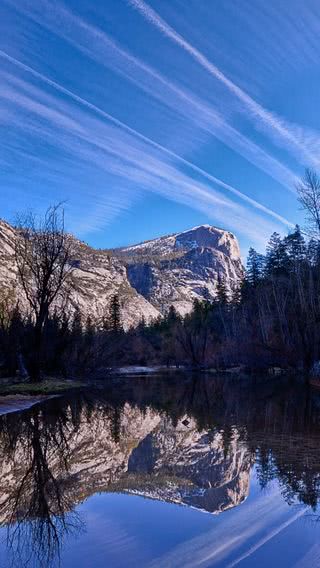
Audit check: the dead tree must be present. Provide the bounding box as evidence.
[15,205,73,382]
[297,169,320,237]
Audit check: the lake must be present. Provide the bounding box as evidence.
[0,373,319,567]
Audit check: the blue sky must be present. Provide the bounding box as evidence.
[1,0,319,255]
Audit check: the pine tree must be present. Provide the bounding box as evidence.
[202,286,211,302]
[85,315,95,340]
[167,305,179,324]
[109,294,122,333]
[138,315,146,330]
[246,248,265,287]
[216,274,228,304]
[78,315,95,367]
[100,305,111,331]
[231,284,242,305]
[265,232,287,275]
[284,225,306,266]
[71,307,82,339]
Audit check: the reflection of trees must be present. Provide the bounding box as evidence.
[0,397,85,567]
[204,379,320,511]
[237,387,320,510]
[263,453,319,509]
[254,432,320,510]
[1,375,320,565]
[102,374,320,511]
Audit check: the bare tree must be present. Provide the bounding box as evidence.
[1,403,83,567]
[15,205,74,382]
[297,169,320,237]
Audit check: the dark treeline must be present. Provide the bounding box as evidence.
[2,224,319,377]
[2,170,320,380]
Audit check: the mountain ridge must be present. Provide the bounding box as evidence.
[0,220,243,327]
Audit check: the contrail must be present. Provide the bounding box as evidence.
[3,0,298,191]
[127,0,320,167]
[227,507,307,567]
[0,49,293,227]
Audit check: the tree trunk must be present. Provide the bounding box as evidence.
[30,323,43,382]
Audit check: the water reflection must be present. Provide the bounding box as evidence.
[0,396,84,566]
[0,374,320,566]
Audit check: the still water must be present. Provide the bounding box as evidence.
[0,373,319,567]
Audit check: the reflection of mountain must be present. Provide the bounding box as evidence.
[1,374,320,567]
[124,416,251,513]
[0,402,251,522]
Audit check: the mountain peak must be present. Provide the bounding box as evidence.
[175,224,239,258]
[0,219,243,325]
[119,223,240,263]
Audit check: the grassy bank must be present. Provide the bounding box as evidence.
[0,378,85,396]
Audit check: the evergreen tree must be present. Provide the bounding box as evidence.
[265,232,287,275]
[71,307,82,339]
[216,274,228,304]
[284,225,306,266]
[246,248,265,287]
[100,306,111,331]
[231,284,242,305]
[138,315,146,331]
[202,286,211,302]
[192,298,203,318]
[85,315,95,337]
[167,305,179,324]
[109,294,122,333]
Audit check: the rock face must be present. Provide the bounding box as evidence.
[0,220,243,326]
[124,225,243,315]
[0,220,18,296]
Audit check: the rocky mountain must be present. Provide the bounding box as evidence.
[121,224,243,315]
[0,220,243,327]
[0,219,159,329]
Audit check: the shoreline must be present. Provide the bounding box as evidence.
[0,365,312,398]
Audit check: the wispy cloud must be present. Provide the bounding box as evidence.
[127,0,320,169]
[0,53,293,241]
[51,6,299,191]
[227,507,307,567]
[148,489,307,568]
[292,544,320,568]
[1,0,299,192]
[0,0,308,249]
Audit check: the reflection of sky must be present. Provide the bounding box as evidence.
[0,471,318,567]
